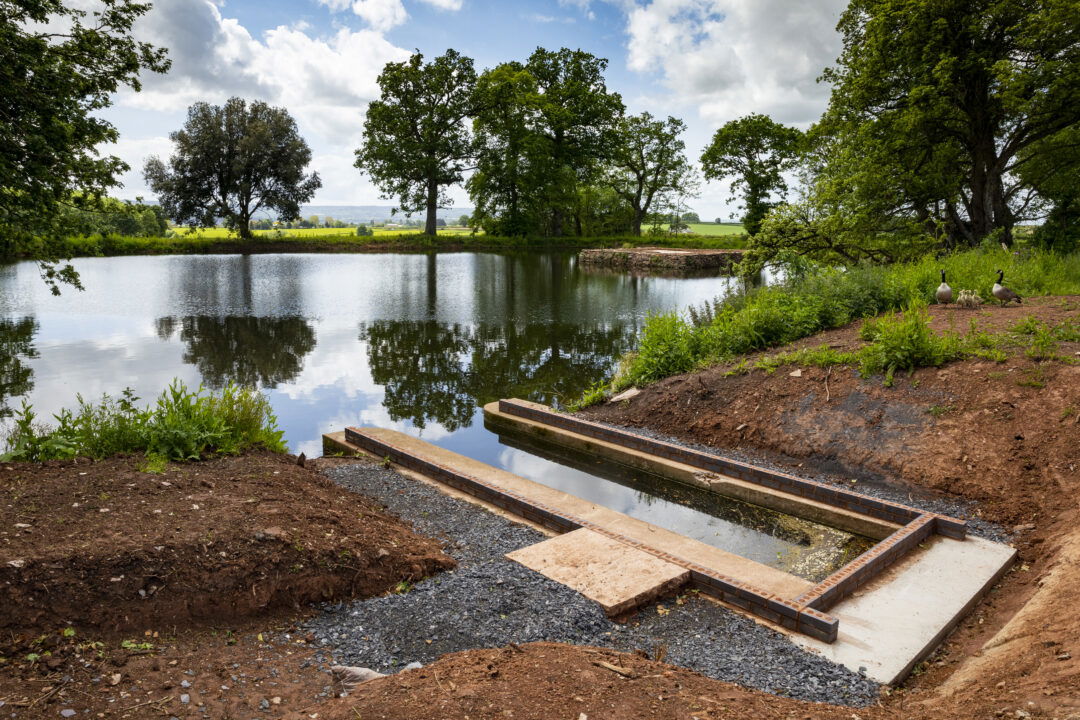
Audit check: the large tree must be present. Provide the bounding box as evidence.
[144,98,320,240]
[818,0,1080,245]
[608,113,696,236]
[467,61,539,236]
[700,114,803,236]
[525,48,624,237]
[1,0,169,292]
[356,50,477,236]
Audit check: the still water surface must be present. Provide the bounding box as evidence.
[0,252,867,576]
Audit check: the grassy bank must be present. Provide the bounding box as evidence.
[11,230,748,259]
[583,248,1080,402]
[1,381,285,463]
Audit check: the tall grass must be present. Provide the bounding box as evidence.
[1,381,285,462]
[11,231,748,260]
[617,248,1080,390]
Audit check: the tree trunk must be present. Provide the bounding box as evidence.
[551,208,564,238]
[632,207,644,237]
[425,177,438,236]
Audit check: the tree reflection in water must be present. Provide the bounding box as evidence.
[360,320,631,432]
[0,317,38,418]
[156,316,317,389]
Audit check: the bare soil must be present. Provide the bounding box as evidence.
[0,450,453,633]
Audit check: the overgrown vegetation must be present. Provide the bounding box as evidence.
[599,248,1080,396]
[1,381,285,463]
[14,230,747,259]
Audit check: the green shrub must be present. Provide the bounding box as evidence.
[1,381,285,462]
[609,247,1080,394]
[856,304,963,386]
[624,313,696,385]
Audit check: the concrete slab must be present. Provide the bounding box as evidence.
[790,534,1016,685]
[507,528,690,617]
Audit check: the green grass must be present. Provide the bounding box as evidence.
[14,229,749,259]
[593,247,1080,399]
[686,222,746,237]
[0,381,285,462]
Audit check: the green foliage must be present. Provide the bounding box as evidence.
[356,50,477,236]
[1,0,169,293]
[623,314,695,385]
[700,114,803,236]
[615,248,1080,391]
[814,0,1080,248]
[1,381,284,462]
[608,113,697,236]
[58,196,168,238]
[469,48,625,237]
[144,98,320,240]
[355,224,373,237]
[856,305,963,386]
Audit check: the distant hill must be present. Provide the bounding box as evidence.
[253,205,476,224]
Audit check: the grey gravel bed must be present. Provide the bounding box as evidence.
[597,420,1010,543]
[306,462,881,706]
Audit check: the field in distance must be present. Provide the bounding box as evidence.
[686,222,745,236]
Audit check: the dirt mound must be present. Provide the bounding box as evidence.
[579,296,1080,718]
[0,450,454,634]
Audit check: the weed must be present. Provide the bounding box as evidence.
[1016,366,1047,388]
[0,380,284,462]
[120,639,154,652]
[927,404,955,417]
[394,580,413,594]
[140,454,169,474]
[857,304,963,386]
[1061,407,1077,421]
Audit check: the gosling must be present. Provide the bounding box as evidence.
[992,269,1022,307]
[936,269,952,305]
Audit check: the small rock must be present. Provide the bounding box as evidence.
[789,368,803,377]
[180,694,190,704]
[255,526,288,541]
[271,696,282,705]
[60,711,76,718]
[14,523,30,529]
[402,661,422,671]
[609,387,641,403]
[6,559,25,568]
[180,680,191,688]
[330,665,385,689]
[109,673,121,686]
[376,548,390,558]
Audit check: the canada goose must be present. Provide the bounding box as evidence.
[992,269,1022,307]
[936,269,952,305]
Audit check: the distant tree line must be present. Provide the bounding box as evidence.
[355,47,699,237]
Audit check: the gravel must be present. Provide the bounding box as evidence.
[602,421,1010,543]
[307,461,883,706]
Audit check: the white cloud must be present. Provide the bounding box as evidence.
[107,0,412,201]
[622,0,846,128]
[348,0,408,31]
[419,0,463,10]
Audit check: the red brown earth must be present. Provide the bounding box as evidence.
[0,450,453,633]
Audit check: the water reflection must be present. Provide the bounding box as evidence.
[361,320,631,431]
[157,316,318,389]
[0,317,37,418]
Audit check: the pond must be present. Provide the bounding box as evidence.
[0,252,871,576]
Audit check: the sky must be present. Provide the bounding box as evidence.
[102,0,849,219]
